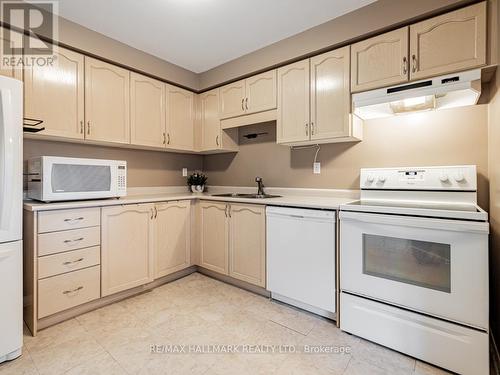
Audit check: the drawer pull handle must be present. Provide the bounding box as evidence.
[63,237,84,243]
[64,217,84,222]
[62,286,83,295]
[63,258,84,266]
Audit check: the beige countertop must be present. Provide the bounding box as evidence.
[23,186,359,212]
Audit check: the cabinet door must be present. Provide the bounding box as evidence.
[201,89,221,150]
[24,47,84,139]
[351,27,409,92]
[219,80,246,119]
[228,204,266,287]
[245,70,277,114]
[155,201,191,278]
[0,28,22,80]
[101,204,154,296]
[409,2,486,80]
[165,85,194,150]
[277,59,310,144]
[130,73,166,148]
[310,47,351,141]
[85,57,130,144]
[199,201,229,275]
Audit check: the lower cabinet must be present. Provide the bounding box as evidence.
[101,204,155,296]
[229,204,266,287]
[199,201,266,287]
[154,201,191,278]
[199,201,229,274]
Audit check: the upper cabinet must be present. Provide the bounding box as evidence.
[409,2,486,80]
[278,48,361,146]
[219,79,246,119]
[351,27,409,92]
[0,28,22,80]
[165,85,194,151]
[219,70,277,120]
[130,73,166,148]
[351,3,486,91]
[200,89,221,150]
[310,47,351,140]
[85,57,130,144]
[277,60,310,144]
[24,47,85,139]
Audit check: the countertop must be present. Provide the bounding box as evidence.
[23,186,359,212]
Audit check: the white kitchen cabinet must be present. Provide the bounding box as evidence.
[130,72,166,148]
[278,49,361,146]
[24,46,85,139]
[154,201,191,278]
[199,201,229,275]
[165,85,195,150]
[101,204,154,296]
[228,204,266,287]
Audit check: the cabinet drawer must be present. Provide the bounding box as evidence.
[38,265,100,318]
[38,208,100,233]
[38,246,101,279]
[38,226,100,256]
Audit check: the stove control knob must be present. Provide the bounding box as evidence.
[439,173,449,182]
[378,176,386,183]
[454,172,465,182]
[366,175,375,183]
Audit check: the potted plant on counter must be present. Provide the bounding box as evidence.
[187,172,207,193]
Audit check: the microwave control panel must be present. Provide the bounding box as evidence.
[117,164,127,192]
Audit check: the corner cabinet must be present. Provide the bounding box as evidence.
[278,47,362,146]
[24,46,85,139]
[200,88,239,153]
[154,201,191,278]
[130,73,166,148]
[84,57,130,144]
[228,204,266,287]
[351,27,409,93]
[101,204,154,296]
[409,1,486,80]
[165,85,194,151]
[199,201,229,275]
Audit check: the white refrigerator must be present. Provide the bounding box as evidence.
[0,76,23,363]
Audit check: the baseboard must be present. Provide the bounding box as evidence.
[491,332,500,375]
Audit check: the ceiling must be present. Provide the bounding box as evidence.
[56,0,376,73]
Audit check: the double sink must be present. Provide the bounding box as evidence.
[211,193,281,199]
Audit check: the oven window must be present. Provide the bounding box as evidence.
[51,164,111,193]
[363,234,451,293]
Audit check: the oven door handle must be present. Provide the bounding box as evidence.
[339,210,489,234]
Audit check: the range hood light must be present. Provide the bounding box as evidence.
[389,95,436,114]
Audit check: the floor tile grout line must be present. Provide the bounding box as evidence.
[268,319,309,336]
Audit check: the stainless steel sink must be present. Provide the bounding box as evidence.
[211,193,281,199]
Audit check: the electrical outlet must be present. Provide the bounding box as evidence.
[313,162,321,174]
[182,168,188,177]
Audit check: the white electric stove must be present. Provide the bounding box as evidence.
[339,165,489,375]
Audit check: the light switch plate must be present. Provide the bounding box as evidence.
[182,168,188,177]
[313,162,321,174]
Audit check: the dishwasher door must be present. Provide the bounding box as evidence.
[266,206,336,316]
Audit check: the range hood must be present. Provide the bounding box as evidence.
[352,69,481,120]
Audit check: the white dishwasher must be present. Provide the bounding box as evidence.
[266,206,336,318]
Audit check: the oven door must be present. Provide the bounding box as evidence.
[340,210,489,330]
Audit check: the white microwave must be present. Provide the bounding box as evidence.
[28,156,127,202]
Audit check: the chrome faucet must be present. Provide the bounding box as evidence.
[255,177,265,196]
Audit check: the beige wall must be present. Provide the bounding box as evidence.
[198,0,476,89]
[204,105,489,209]
[23,139,202,188]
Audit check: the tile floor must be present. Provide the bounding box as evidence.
[0,272,452,375]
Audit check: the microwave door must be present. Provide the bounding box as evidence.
[0,77,22,243]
